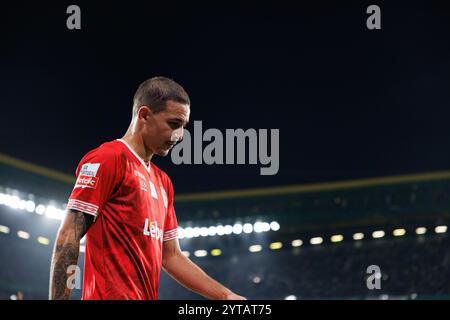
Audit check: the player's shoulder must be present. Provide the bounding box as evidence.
[80,140,124,163]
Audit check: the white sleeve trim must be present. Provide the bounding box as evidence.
[67,199,99,216]
[163,228,178,242]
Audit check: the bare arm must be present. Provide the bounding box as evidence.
[49,209,94,300]
[162,239,246,300]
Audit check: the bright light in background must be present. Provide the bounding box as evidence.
[270,221,280,231]
[435,225,447,234]
[37,236,50,245]
[372,230,385,239]
[252,276,261,284]
[35,204,46,215]
[80,245,86,253]
[415,227,427,235]
[182,251,190,257]
[291,239,303,247]
[178,227,185,239]
[393,228,406,237]
[211,249,222,256]
[80,236,86,244]
[330,234,344,243]
[269,242,283,250]
[45,206,65,220]
[207,226,217,236]
[192,227,201,237]
[224,225,233,235]
[353,233,364,240]
[232,224,243,234]
[249,245,262,253]
[216,225,225,236]
[25,200,35,213]
[310,237,323,245]
[194,250,208,257]
[17,231,30,240]
[200,227,209,237]
[0,225,10,234]
[184,227,194,238]
[285,295,297,300]
[253,222,264,233]
[243,223,253,234]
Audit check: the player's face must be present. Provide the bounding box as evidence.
[144,100,190,157]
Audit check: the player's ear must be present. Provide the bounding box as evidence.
[137,106,153,121]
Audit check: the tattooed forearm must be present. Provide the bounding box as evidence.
[49,210,94,300]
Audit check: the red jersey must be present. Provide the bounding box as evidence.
[66,139,178,300]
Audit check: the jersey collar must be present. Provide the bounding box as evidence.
[117,139,151,173]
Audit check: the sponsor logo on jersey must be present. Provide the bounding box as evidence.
[80,163,101,177]
[143,219,163,243]
[74,175,99,189]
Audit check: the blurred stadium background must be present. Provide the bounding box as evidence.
[1,152,450,300]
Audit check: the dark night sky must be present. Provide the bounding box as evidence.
[1,1,450,193]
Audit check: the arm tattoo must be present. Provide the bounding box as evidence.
[49,210,94,300]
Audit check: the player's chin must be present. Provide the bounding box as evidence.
[156,148,170,157]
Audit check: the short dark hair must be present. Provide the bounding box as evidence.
[133,76,190,114]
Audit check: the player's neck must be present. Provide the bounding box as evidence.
[121,133,154,163]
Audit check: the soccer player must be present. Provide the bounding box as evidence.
[49,77,246,300]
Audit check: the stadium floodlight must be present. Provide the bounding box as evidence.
[37,236,50,245]
[232,223,243,235]
[330,234,344,243]
[243,223,253,234]
[194,250,208,257]
[253,222,264,233]
[177,227,185,239]
[252,276,261,284]
[249,245,262,253]
[45,206,65,220]
[25,200,35,213]
[17,231,30,240]
[192,227,201,237]
[216,225,225,236]
[182,251,190,257]
[285,295,297,300]
[200,227,209,237]
[261,222,271,232]
[393,228,406,237]
[0,193,6,205]
[291,239,303,247]
[0,225,10,234]
[224,225,233,235]
[184,227,194,238]
[208,226,217,236]
[10,295,17,300]
[435,225,447,234]
[415,227,427,235]
[35,204,46,215]
[211,249,222,256]
[352,233,364,240]
[372,230,385,239]
[270,221,280,231]
[310,237,323,245]
[269,242,283,250]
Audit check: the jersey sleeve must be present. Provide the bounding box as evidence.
[67,146,123,218]
[162,175,179,242]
